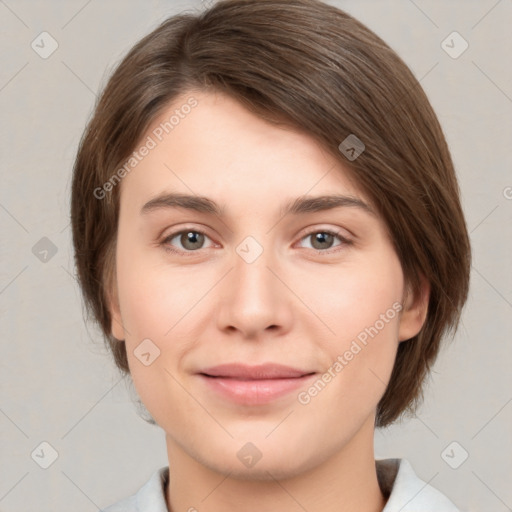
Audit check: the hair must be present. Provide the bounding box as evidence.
[70,0,471,428]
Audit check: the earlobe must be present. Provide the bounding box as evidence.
[398,273,430,342]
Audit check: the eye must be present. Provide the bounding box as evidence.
[160,227,351,256]
[161,229,214,255]
[297,229,351,253]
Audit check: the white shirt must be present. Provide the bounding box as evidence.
[101,458,462,511]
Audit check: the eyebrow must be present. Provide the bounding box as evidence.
[140,192,376,218]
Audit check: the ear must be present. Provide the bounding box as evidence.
[398,273,430,342]
[106,276,126,341]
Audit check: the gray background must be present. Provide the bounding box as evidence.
[0,0,511,510]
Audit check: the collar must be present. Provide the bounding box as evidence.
[104,458,461,511]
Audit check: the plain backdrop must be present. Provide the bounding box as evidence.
[0,0,511,511]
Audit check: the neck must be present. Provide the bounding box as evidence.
[165,415,387,512]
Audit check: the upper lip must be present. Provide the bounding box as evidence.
[198,363,315,380]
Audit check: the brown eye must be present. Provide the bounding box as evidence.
[179,231,205,250]
[298,229,351,253]
[162,230,212,254]
[310,232,336,250]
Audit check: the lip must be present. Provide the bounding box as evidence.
[197,363,317,405]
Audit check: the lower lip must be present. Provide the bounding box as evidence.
[197,374,317,405]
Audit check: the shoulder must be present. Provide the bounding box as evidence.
[100,466,170,512]
[378,458,463,512]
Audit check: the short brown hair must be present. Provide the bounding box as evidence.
[70,0,471,427]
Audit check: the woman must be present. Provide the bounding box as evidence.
[70,1,471,510]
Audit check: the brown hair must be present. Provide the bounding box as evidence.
[70,0,471,427]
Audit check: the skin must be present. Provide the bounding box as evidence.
[108,90,430,512]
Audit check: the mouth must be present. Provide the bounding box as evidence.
[196,363,317,405]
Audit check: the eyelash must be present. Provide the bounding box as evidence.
[160,227,352,256]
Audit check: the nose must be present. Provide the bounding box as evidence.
[215,242,293,340]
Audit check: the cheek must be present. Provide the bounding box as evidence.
[307,248,404,395]
[115,260,197,416]
[116,244,201,340]
[113,241,196,390]
[316,252,403,340]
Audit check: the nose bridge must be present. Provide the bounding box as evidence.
[234,233,279,307]
[217,233,291,336]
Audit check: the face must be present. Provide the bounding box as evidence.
[109,90,428,479]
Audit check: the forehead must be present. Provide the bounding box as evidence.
[119,90,372,214]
